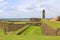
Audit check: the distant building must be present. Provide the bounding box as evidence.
[29,18,41,22]
[29,18,41,26]
[50,18,58,21]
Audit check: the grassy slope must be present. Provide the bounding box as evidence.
[12,25,30,35]
[13,21,27,24]
[1,35,60,40]
[21,26,42,36]
[0,29,5,36]
[0,26,60,40]
[42,19,60,29]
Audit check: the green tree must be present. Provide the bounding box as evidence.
[58,16,60,21]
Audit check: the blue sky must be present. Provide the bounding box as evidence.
[0,0,60,18]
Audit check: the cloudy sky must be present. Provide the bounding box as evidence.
[0,0,60,18]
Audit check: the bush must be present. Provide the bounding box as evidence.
[58,16,60,21]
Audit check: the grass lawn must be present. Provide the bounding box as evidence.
[13,21,27,24]
[21,26,42,36]
[42,19,60,29]
[0,29,5,36]
[0,26,60,40]
[12,25,30,35]
[0,35,60,40]
[0,20,60,40]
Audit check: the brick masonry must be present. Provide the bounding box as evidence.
[56,28,60,36]
[7,24,26,32]
[0,22,27,33]
[41,21,60,36]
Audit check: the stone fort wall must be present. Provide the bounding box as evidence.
[8,24,26,32]
[41,21,60,36]
[0,22,26,32]
[0,21,60,36]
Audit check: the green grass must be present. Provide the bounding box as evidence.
[0,35,60,40]
[12,25,30,35]
[0,19,60,40]
[0,29,5,36]
[13,22,27,24]
[0,26,60,40]
[54,21,60,23]
[42,19,60,29]
[21,26,42,36]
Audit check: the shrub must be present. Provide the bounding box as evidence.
[58,16,60,21]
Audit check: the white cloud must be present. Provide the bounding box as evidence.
[16,4,32,12]
[0,2,8,6]
[0,10,4,12]
[0,0,60,18]
[7,0,60,18]
[0,0,8,7]
[0,0,4,2]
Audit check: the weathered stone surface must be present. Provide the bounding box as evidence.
[56,28,60,36]
[0,22,27,33]
[41,22,56,36]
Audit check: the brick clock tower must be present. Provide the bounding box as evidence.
[42,10,45,19]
